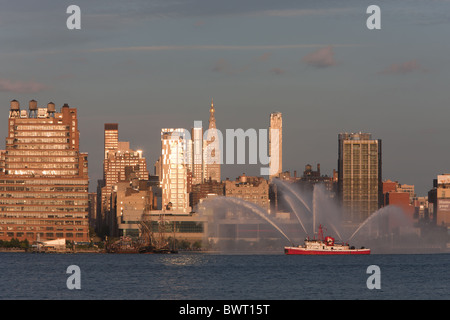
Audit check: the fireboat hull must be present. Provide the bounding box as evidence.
[284,246,370,255]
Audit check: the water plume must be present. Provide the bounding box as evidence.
[203,196,293,245]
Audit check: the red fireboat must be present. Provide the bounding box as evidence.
[284,225,370,255]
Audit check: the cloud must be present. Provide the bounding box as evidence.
[89,43,361,53]
[212,52,272,75]
[261,8,354,17]
[256,52,272,61]
[379,60,427,75]
[302,45,336,68]
[193,20,205,26]
[0,78,48,93]
[269,68,286,75]
[212,58,229,73]
[211,58,250,75]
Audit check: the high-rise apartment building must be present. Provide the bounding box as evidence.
[0,100,89,242]
[337,132,382,224]
[160,128,190,213]
[191,121,203,185]
[203,99,221,182]
[269,112,282,179]
[104,123,119,159]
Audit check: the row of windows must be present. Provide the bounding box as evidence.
[0,207,87,212]
[170,194,187,199]
[14,125,69,131]
[6,157,77,163]
[0,232,85,239]
[342,180,379,186]
[13,137,70,144]
[343,158,378,163]
[342,186,379,192]
[343,195,379,201]
[6,150,78,156]
[0,199,88,206]
[6,169,79,176]
[0,186,87,192]
[14,131,68,137]
[226,194,268,200]
[343,143,378,148]
[0,220,87,226]
[0,179,88,185]
[342,172,379,177]
[0,192,87,199]
[6,163,79,169]
[0,213,87,219]
[1,225,85,231]
[1,232,84,237]
[8,144,70,150]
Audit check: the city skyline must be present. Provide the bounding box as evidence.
[1,0,450,195]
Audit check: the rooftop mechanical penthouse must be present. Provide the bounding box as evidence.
[0,100,89,242]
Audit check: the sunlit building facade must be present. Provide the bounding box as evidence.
[99,124,149,234]
[269,112,282,179]
[203,99,221,182]
[0,100,89,242]
[191,121,204,185]
[160,128,190,213]
[104,123,119,159]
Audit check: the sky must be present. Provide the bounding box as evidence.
[0,0,449,196]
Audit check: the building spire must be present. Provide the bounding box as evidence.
[209,98,216,128]
[205,98,220,182]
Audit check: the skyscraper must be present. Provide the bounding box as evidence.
[0,100,89,242]
[160,128,190,213]
[203,99,221,182]
[102,142,148,208]
[269,112,282,179]
[338,132,382,224]
[104,123,119,159]
[100,124,148,234]
[191,121,203,185]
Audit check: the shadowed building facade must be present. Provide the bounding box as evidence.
[338,132,382,225]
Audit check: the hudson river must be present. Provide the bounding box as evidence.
[0,252,448,300]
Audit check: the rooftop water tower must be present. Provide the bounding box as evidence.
[47,102,55,117]
[9,99,20,118]
[29,99,38,118]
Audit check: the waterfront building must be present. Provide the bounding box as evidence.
[190,179,224,211]
[428,174,450,227]
[382,179,415,217]
[337,132,382,225]
[113,177,156,238]
[224,174,269,212]
[112,173,208,245]
[0,100,89,242]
